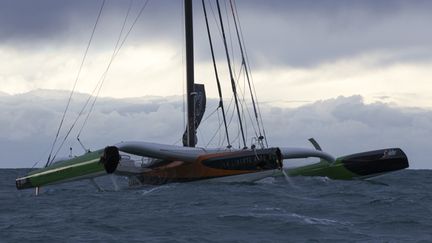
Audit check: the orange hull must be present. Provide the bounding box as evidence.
[134,148,282,185]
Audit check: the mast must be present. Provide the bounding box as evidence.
[185,0,196,147]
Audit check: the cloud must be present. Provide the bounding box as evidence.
[0,91,9,97]
[0,1,182,47]
[0,90,430,169]
[0,44,185,97]
[1,1,432,67]
[1,43,431,110]
[235,0,432,67]
[263,96,432,168]
[252,50,432,109]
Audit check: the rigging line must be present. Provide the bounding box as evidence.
[237,80,259,140]
[208,1,223,40]
[216,0,247,149]
[223,0,237,78]
[236,68,259,139]
[217,111,225,147]
[225,9,256,142]
[232,0,268,148]
[234,72,248,139]
[197,126,204,147]
[200,105,219,124]
[45,0,106,167]
[77,0,133,142]
[224,95,235,130]
[222,103,239,147]
[198,102,219,124]
[30,145,52,169]
[50,0,151,163]
[205,111,224,148]
[202,0,231,148]
[230,119,240,148]
[173,136,182,146]
[226,98,239,146]
[195,102,219,147]
[229,0,262,140]
[236,74,254,141]
[224,91,236,124]
[234,57,244,82]
[216,109,222,147]
[231,0,268,147]
[230,3,258,110]
[229,62,257,141]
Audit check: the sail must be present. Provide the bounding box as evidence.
[183,83,206,146]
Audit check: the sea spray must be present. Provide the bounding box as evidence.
[282,169,301,189]
[110,174,120,191]
[141,185,172,195]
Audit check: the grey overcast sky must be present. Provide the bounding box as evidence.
[0,0,431,168]
[1,0,432,106]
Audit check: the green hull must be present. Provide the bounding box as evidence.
[285,148,409,179]
[16,150,106,189]
[286,160,357,179]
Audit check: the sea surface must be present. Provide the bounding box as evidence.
[1,169,431,242]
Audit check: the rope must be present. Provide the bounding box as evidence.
[76,0,134,142]
[206,108,225,147]
[231,0,269,147]
[215,0,247,148]
[229,0,264,146]
[45,0,106,167]
[202,0,231,147]
[49,0,150,164]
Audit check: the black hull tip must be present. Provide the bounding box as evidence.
[342,148,409,176]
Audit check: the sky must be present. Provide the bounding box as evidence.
[0,0,431,168]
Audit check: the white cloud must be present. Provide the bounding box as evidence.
[0,44,185,98]
[0,91,430,169]
[1,45,432,110]
[263,96,432,170]
[252,50,432,108]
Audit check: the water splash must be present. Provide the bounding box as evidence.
[256,177,276,184]
[282,169,300,189]
[110,174,120,191]
[141,185,171,195]
[290,213,351,226]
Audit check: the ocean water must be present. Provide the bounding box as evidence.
[1,169,432,242]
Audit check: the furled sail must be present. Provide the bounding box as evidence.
[183,83,206,146]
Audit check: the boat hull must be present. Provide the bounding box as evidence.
[285,148,409,179]
[131,148,282,185]
[16,146,120,190]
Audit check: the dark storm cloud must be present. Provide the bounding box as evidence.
[234,0,432,67]
[1,0,432,66]
[0,0,183,48]
[0,1,99,42]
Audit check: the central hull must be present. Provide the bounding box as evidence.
[128,148,282,185]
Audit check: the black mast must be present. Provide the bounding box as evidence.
[185,0,196,147]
